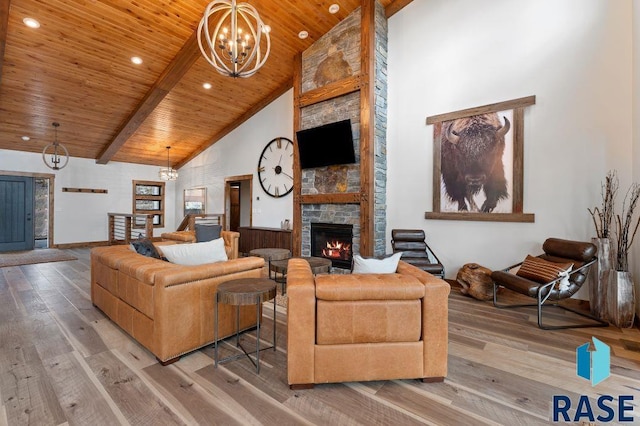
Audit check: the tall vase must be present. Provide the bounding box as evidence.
[588,237,614,320]
[602,270,636,328]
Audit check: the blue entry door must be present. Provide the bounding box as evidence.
[0,176,35,252]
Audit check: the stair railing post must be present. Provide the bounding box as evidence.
[145,215,154,239]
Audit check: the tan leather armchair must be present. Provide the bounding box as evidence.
[286,259,450,388]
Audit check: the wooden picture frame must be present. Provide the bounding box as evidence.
[425,96,536,222]
[184,187,206,216]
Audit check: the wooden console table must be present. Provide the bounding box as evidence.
[238,226,292,255]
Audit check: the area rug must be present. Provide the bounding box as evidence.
[0,249,77,268]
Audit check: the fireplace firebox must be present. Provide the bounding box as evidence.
[311,223,353,269]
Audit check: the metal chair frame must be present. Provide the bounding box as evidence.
[492,257,608,330]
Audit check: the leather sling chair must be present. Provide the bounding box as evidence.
[391,229,445,279]
[491,238,608,330]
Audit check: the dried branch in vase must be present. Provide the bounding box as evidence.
[615,183,640,271]
[588,171,618,238]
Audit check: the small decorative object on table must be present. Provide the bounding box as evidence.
[456,263,494,301]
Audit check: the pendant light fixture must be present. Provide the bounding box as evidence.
[197,0,271,78]
[42,122,69,170]
[159,146,178,181]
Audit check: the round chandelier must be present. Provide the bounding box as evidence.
[42,122,69,170]
[159,146,178,181]
[197,0,271,78]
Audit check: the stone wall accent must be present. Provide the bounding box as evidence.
[34,178,48,240]
[301,11,361,93]
[299,3,388,263]
[301,204,361,259]
[373,2,388,255]
[300,91,360,195]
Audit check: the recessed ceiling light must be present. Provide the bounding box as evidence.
[21,136,31,141]
[262,24,271,34]
[298,30,308,39]
[23,17,40,29]
[203,82,212,90]
[131,56,143,65]
[329,4,340,14]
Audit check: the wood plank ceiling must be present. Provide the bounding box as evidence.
[0,0,400,168]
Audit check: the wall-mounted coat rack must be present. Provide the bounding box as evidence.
[62,187,108,194]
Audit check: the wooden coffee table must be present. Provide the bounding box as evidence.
[214,277,277,373]
[270,256,332,294]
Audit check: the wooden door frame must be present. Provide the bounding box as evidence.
[0,170,55,247]
[224,174,253,230]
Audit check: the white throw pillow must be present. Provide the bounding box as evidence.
[160,238,228,265]
[352,252,403,274]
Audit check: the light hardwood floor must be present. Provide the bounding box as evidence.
[1,248,639,425]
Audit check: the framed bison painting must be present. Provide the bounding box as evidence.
[425,96,536,222]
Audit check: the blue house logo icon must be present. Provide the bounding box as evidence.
[576,337,610,386]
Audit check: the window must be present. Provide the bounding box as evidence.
[132,180,165,228]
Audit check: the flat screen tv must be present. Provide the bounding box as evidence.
[296,119,356,169]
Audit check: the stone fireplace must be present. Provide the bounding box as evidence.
[294,3,388,265]
[311,223,354,269]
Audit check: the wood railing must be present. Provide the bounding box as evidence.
[108,213,154,245]
[176,214,226,232]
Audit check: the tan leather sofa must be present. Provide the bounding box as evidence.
[287,258,450,388]
[90,231,264,364]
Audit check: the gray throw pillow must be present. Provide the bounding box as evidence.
[195,224,222,242]
[130,238,162,259]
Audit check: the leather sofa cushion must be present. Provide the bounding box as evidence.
[117,255,178,283]
[92,245,139,269]
[316,299,421,344]
[315,273,424,301]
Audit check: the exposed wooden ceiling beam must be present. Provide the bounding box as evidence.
[175,79,293,170]
[0,0,10,83]
[385,0,413,18]
[96,31,201,164]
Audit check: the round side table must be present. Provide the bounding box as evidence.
[270,256,332,294]
[214,278,277,374]
[249,248,291,279]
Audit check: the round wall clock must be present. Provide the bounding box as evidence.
[257,137,294,198]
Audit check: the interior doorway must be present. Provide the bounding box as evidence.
[0,172,54,251]
[224,174,252,232]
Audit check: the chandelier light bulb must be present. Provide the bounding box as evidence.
[197,0,271,78]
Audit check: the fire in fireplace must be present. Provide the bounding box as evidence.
[311,223,353,269]
[322,240,351,261]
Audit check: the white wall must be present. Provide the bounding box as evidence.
[387,0,634,291]
[633,0,640,313]
[0,149,176,244]
[176,88,294,229]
